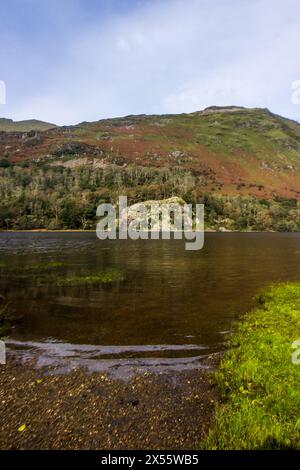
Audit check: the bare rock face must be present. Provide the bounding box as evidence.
[200,105,246,115]
[126,197,189,232]
[50,157,106,169]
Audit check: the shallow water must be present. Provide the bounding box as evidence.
[1,232,300,377]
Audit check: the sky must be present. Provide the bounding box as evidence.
[0,0,300,125]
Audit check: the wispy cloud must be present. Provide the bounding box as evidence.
[1,0,300,124]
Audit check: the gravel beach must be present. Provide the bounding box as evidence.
[0,357,219,450]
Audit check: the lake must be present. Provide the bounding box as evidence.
[1,232,300,377]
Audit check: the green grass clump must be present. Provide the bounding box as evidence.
[29,261,66,271]
[57,269,125,286]
[203,283,300,450]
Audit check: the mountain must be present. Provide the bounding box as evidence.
[2,106,300,199]
[0,106,300,231]
[0,118,56,132]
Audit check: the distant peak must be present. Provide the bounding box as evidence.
[0,118,13,123]
[0,117,56,132]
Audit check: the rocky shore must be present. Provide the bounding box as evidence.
[0,357,219,450]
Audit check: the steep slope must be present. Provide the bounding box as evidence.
[1,107,300,231]
[1,106,300,199]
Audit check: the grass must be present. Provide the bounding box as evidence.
[28,261,66,271]
[202,283,300,450]
[56,269,125,286]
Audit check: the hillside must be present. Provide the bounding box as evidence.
[2,106,300,198]
[0,118,56,132]
[1,106,300,231]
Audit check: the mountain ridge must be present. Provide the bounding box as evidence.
[0,117,56,132]
[1,106,300,200]
[1,105,300,231]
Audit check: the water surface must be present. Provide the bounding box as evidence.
[1,232,300,377]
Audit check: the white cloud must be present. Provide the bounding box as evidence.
[4,0,300,124]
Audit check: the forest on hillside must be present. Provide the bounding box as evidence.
[0,162,299,231]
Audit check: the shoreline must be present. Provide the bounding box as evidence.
[0,229,288,234]
[2,283,300,449]
[203,283,300,450]
[0,355,220,450]
[1,262,300,449]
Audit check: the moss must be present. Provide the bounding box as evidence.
[202,283,300,450]
[56,269,125,286]
[27,261,66,271]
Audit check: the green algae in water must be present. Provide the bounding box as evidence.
[27,261,66,271]
[6,261,67,286]
[56,269,125,286]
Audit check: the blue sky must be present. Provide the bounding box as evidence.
[0,0,300,124]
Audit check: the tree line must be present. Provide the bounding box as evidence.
[0,163,299,231]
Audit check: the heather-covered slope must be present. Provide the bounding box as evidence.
[1,106,300,231]
[2,106,300,198]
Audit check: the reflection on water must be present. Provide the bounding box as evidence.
[1,232,300,377]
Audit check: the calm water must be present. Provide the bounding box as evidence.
[1,232,300,377]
